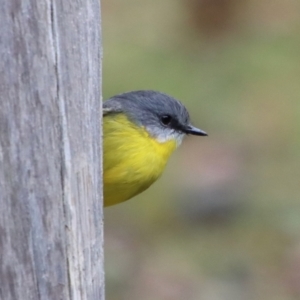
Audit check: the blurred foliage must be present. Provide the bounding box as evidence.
[103,0,300,299]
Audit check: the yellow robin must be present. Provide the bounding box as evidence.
[103,90,207,206]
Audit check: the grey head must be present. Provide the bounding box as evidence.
[103,90,207,145]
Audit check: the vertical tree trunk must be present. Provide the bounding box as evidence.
[0,0,103,299]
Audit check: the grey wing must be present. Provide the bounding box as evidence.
[103,99,123,116]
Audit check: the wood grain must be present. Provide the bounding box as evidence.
[0,0,103,299]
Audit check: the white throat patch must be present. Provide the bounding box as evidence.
[147,126,185,147]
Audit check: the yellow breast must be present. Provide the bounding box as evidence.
[103,114,177,206]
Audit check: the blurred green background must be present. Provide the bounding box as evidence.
[102,1,300,299]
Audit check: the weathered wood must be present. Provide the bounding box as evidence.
[0,0,103,299]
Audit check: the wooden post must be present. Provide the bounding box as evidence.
[0,0,103,299]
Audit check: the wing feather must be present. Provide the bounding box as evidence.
[103,100,123,116]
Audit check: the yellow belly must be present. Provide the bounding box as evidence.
[103,114,177,206]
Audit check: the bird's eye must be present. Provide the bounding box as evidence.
[160,115,172,126]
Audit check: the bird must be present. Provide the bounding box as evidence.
[103,90,207,207]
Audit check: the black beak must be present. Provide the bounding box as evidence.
[185,125,208,136]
